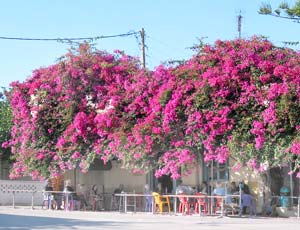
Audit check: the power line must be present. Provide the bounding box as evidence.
[0,31,139,42]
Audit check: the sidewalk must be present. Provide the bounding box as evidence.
[0,206,299,230]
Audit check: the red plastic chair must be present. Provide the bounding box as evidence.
[178,194,191,214]
[213,197,223,214]
[194,192,208,214]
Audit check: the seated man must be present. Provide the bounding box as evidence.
[226,181,239,204]
[111,184,124,211]
[43,179,54,209]
[63,180,76,210]
[90,184,104,211]
[212,182,225,196]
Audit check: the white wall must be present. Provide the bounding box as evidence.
[102,161,146,193]
[65,161,146,194]
[0,180,45,206]
[182,164,202,188]
[63,161,147,210]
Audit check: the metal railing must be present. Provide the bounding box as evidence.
[9,189,300,218]
[114,193,242,217]
[4,189,76,211]
[5,189,37,209]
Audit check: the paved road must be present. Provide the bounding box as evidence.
[0,207,299,230]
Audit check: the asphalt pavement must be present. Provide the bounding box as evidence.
[0,206,299,230]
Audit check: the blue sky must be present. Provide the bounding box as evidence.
[0,0,299,88]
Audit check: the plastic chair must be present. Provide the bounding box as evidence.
[152,192,171,213]
[178,194,191,214]
[213,197,223,214]
[194,192,208,214]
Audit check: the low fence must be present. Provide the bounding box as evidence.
[0,180,45,206]
[114,193,300,218]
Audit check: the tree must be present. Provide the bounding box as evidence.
[0,88,13,161]
[6,38,300,180]
[259,0,300,22]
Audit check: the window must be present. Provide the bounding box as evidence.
[203,161,228,182]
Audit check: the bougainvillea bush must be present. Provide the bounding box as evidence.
[167,37,300,176]
[134,37,300,178]
[5,44,151,179]
[5,37,300,179]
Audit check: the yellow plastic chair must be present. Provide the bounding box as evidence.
[152,192,171,213]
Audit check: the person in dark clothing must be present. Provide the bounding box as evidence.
[44,180,54,209]
[76,184,88,210]
[229,182,239,194]
[54,182,64,210]
[113,184,124,194]
[200,181,208,193]
[239,181,250,194]
[63,180,76,210]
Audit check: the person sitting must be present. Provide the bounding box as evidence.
[228,182,239,194]
[226,181,239,204]
[239,181,250,194]
[266,195,279,217]
[54,182,64,210]
[113,184,124,194]
[63,180,76,210]
[43,179,54,209]
[200,181,208,194]
[212,182,225,196]
[90,184,104,211]
[111,184,124,210]
[76,184,88,211]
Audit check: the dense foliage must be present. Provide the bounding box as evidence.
[4,38,300,179]
[0,89,13,161]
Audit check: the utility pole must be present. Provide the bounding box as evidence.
[237,11,242,39]
[140,28,146,68]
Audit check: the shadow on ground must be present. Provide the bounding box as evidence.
[0,213,132,230]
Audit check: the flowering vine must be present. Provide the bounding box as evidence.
[4,37,300,179]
